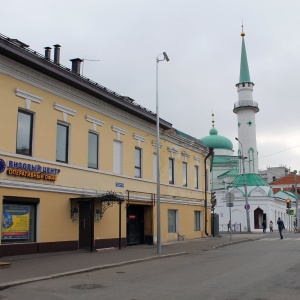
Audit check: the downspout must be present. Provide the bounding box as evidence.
[204,148,214,237]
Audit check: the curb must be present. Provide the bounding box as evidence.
[213,238,260,249]
[0,252,188,291]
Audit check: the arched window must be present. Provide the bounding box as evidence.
[248,148,254,172]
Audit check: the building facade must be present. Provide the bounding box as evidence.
[0,33,212,256]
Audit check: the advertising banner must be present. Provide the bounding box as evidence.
[2,205,30,240]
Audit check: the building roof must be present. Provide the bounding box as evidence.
[239,32,251,83]
[270,173,300,185]
[228,173,269,188]
[218,169,239,179]
[0,33,173,129]
[174,129,206,147]
[200,127,233,150]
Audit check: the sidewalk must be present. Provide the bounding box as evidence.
[0,234,263,290]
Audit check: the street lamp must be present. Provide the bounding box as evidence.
[293,170,299,231]
[156,52,169,254]
[235,137,251,232]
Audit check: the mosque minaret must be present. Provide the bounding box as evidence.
[233,28,259,174]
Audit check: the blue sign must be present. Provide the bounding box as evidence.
[116,182,124,188]
[0,159,5,173]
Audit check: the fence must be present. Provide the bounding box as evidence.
[219,223,241,232]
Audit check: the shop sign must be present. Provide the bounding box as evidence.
[2,204,30,240]
[0,158,60,181]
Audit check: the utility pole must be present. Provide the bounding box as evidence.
[294,170,299,231]
[235,138,251,232]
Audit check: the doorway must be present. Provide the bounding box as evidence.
[254,207,265,229]
[79,201,93,249]
[127,205,144,245]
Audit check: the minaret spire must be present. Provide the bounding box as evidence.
[239,26,251,83]
[233,27,259,174]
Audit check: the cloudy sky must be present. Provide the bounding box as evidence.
[1,0,300,171]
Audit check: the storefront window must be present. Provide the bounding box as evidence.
[2,198,38,243]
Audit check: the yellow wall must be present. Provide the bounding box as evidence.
[0,58,212,249]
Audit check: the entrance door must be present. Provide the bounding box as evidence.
[254,207,263,229]
[79,201,92,249]
[127,205,144,245]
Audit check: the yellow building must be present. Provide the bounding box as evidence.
[0,33,212,256]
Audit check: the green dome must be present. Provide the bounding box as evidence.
[201,127,233,150]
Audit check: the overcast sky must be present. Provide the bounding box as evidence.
[1,0,300,171]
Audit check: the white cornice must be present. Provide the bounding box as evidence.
[86,115,104,131]
[167,146,178,154]
[86,115,104,126]
[133,134,146,142]
[181,151,190,158]
[112,125,127,135]
[112,125,127,140]
[0,179,204,206]
[15,88,43,110]
[54,103,76,116]
[54,103,76,122]
[133,133,146,147]
[15,88,43,103]
[151,140,162,149]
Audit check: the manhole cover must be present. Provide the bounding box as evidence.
[116,271,125,274]
[71,284,104,290]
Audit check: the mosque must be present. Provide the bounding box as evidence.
[200,29,288,232]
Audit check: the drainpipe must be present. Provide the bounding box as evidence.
[204,148,214,237]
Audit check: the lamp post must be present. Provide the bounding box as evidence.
[156,52,169,254]
[294,170,299,231]
[235,137,251,232]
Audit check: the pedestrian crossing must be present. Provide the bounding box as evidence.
[258,237,300,241]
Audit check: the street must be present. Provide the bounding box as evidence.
[1,233,300,300]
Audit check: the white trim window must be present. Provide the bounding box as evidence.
[135,147,142,178]
[88,131,99,169]
[56,122,69,163]
[153,153,157,182]
[182,162,187,187]
[194,211,202,231]
[168,209,178,233]
[169,158,175,184]
[194,165,199,189]
[113,140,123,174]
[16,109,34,156]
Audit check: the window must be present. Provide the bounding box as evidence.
[135,147,142,178]
[88,131,99,169]
[16,109,33,156]
[113,140,123,174]
[169,158,174,184]
[56,123,69,163]
[194,166,199,189]
[153,153,157,182]
[2,197,39,244]
[168,209,177,233]
[194,211,202,231]
[248,148,255,172]
[182,162,187,187]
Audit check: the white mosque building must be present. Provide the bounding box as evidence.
[201,29,289,232]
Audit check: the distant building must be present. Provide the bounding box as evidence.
[259,166,290,183]
[270,173,300,194]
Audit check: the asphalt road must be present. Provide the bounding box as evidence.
[1,233,300,300]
